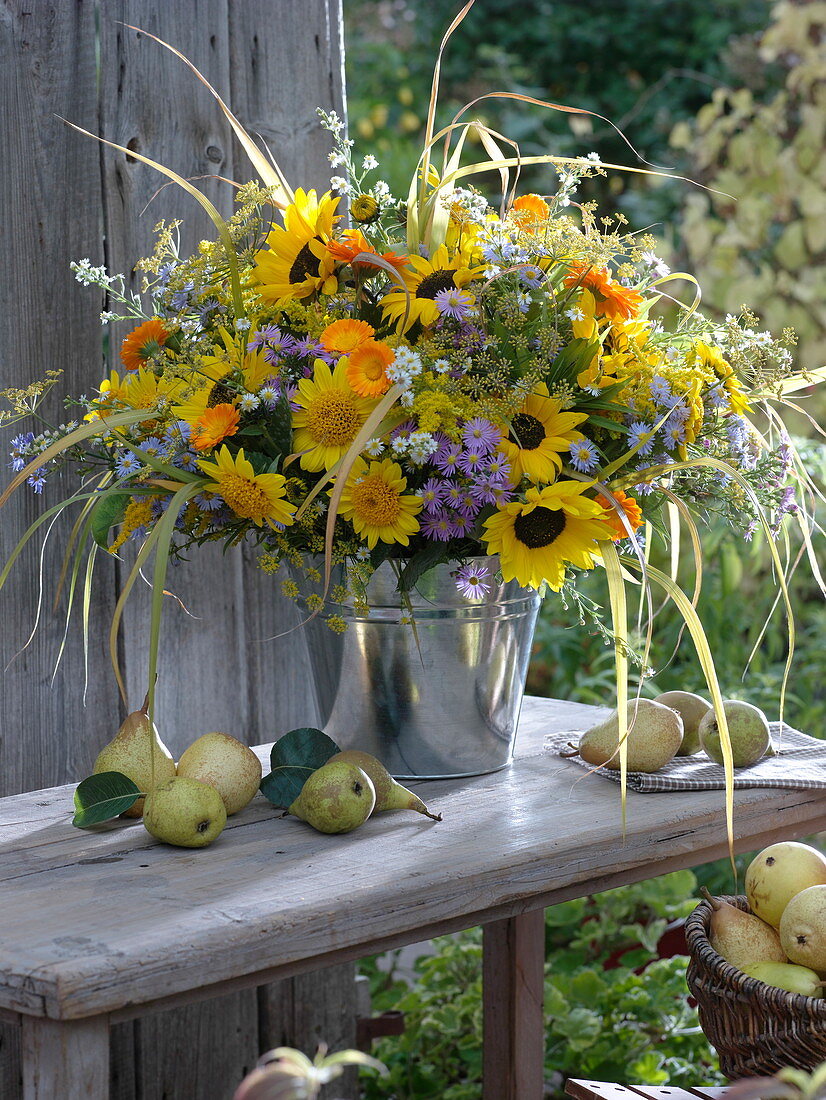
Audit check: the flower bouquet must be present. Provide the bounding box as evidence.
[2,12,824,816]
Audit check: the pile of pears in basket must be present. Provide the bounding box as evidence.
[704,840,826,998]
[80,694,439,849]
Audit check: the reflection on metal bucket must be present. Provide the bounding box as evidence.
[293,558,540,779]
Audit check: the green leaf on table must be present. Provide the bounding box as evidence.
[259,727,341,808]
[90,492,131,550]
[72,771,142,828]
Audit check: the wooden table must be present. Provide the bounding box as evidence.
[2,696,825,1099]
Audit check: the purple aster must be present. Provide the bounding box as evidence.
[195,492,224,513]
[433,287,474,321]
[449,511,475,536]
[470,476,503,506]
[258,378,282,409]
[455,491,480,518]
[115,450,143,478]
[27,468,47,494]
[649,376,672,405]
[457,448,486,476]
[517,264,544,289]
[293,336,330,362]
[485,454,511,480]
[627,421,655,456]
[418,477,449,513]
[174,450,200,472]
[170,281,195,311]
[163,420,191,448]
[462,418,500,454]
[569,438,599,473]
[420,509,455,542]
[443,482,465,509]
[433,441,462,475]
[455,561,491,600]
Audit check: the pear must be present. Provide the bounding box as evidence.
[700,887,788,969]
[574,698,683,772]
[328,750,442,821]
[177,732,262,815]
[287,759,376,834]
[143,776,227,848]
[742,961,825,998]
[698,699,772,767]
[653,690,711,755]
[93,693,176,817]
[779,885,826,972]
[745,841,826,928]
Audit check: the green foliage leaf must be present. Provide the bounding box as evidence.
[90,492,130,550]
[259,727,341,808]
[242,449,274,475]
[72,771,142,828]
[396,542,453,593]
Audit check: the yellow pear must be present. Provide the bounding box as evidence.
[779,885,826,972]
[745,841,826,928]
[177,732,262,815]
[143,776,227,848]
[743,961,825,998]
[93,693,176,817]
[575,699,683,772]
[653,691,711,755]
[328,750,441,821]
[288,760,376,834]
[701,888,788,969]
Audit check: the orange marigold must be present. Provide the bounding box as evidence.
[326,229,409,274]
[191,403,240,451]
[564,264,643,321]
[510,194,551,232]
[120,318,171,371]
[597,489,644,540]
[344,340,394,397]
[320,318,376,355]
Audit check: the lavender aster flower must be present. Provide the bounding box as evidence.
[418,477,449,513]
[433,287,474,320]
[433,441,462,475]
[455,561,491,600]
[457,448,486,476]
[420,509,454,541]
[115,450,143,478]
[649,376,672,405]
[627,421,655,456]
[462,418,500,454]
[27,468,46,494]
[569,438,599,473]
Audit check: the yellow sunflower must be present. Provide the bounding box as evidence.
[292,358,377,472]
[251,188,341,302]
[198,446,296,529]
[380,242,485,332]
[337,456,422,549]
[498,385,588,484]
[482,481,613,591]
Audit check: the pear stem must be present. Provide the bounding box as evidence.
[559,743,581,758]
[700,885,723,910]
[424,809,442,822]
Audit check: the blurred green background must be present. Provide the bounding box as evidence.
[344,0,826,734]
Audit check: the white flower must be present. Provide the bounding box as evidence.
[329,151,347,167]
[565,307,585,322]
[238,393,260,412]
[362,154,378,171]
[406,431,438,465]
[235,318,251,332]
[330,175,348,192]
[364,437,385,457]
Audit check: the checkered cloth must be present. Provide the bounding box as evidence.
[544,722,826,791]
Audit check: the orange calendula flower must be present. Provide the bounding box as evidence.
[326,229,409,274]
[564,264,643,321]
[320,318,375,355]
[120,318,171,371]
[345,340,394,397]
[596,489,644,540]
[191,403,240,451]
[510,194,551,232]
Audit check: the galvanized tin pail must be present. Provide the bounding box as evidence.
[293,557,540,780]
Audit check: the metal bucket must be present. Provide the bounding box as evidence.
[293,557,540,780]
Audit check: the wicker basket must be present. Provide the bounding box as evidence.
[685,894,826,1079]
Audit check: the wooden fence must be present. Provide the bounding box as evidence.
[0,2,360,1096]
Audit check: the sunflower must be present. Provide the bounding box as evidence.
[498,385,588,484]
[596,489,644,540]
[198,446,296,529]
[380,242,485,332]
[251,188,340,302]
[337,456,422,549]
[482,481,613,590]
[292,358,377,472]
[201,328,272,393]
[564,264,643,321]
[344,340,394,397]
[191,403,241,451]
[120,318,171,371]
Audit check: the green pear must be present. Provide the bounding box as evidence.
[745,841,826,928]
[779,885,826,972]
[93,693,176,817]
[288,760,376,834]
[742,961,825,998]
[177,732,262,815]
[328,750,441,821]
[143,776,227,848]
[701,887,788,969]
[653,691,711,755]
[575,698,683,772]
[698,699,772,767]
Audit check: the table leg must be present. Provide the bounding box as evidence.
[21,1015,109,1099]
[482,909,545,1100]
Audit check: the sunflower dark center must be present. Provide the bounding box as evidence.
[510,413,546,451]
[416,269,456,299]
[289,239,322,283]
[207,381,237,408]
[513,506,566,549]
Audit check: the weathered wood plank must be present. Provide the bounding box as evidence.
[21,1015,109,1099]
[1,699,825,1024]
[482,910,545,1100]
